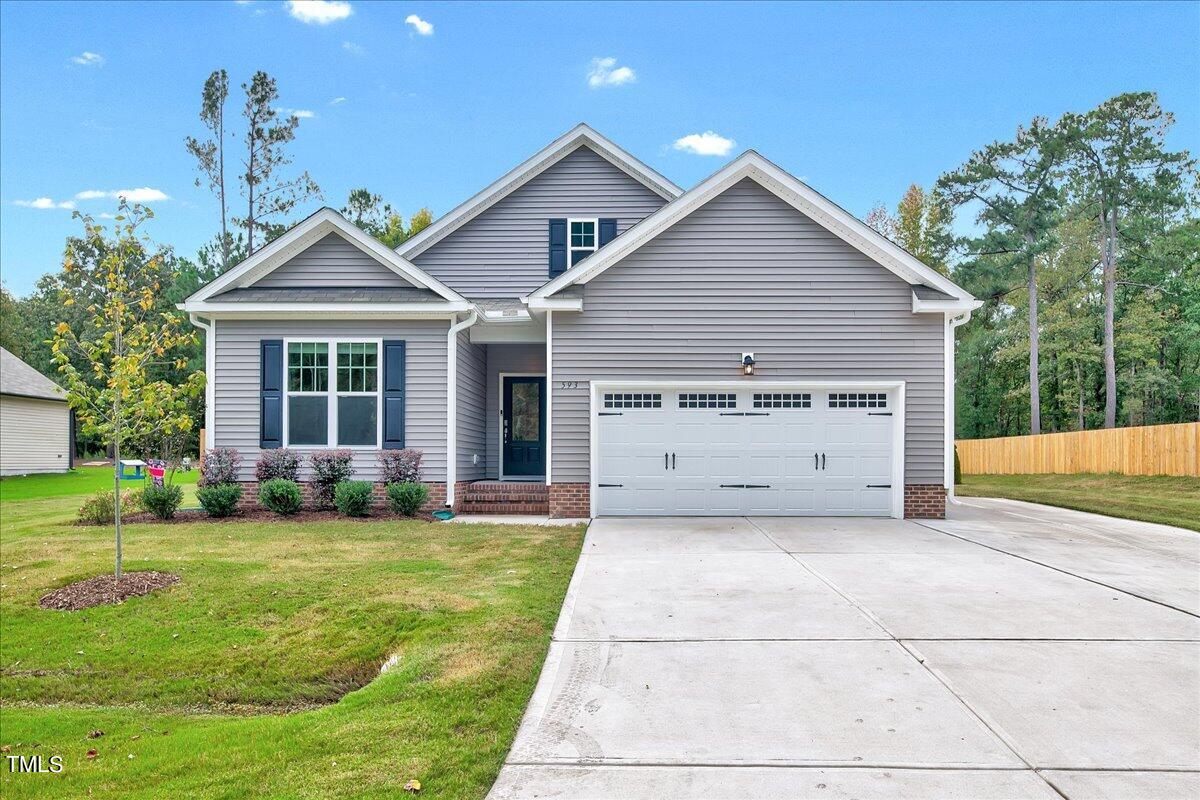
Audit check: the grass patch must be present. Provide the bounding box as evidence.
[958,472,1200,532]
[0,466,198,503]
[0,480,584,798]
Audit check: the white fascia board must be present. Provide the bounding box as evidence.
[397,123,682,261]
[530,151,978,306]
[176,301,472,319]
[523,296,583,311]
[912,294,984,314]
[185,208,467,305]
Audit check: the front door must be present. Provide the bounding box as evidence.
[502,376,546,477]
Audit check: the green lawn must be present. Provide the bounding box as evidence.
[0,473,584,799]
[958,472,1200,532]
[0,466,198,502]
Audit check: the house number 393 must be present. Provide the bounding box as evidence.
[557,381,579,390]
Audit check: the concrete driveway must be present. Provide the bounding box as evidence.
[490,498,1200,799]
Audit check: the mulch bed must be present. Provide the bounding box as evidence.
[39,571,181,611]
[109,509,437,525]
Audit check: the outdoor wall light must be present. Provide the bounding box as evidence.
[742,353,755,376]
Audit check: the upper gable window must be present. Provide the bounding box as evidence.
[569,218,598,266]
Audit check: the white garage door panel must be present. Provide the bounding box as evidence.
[596,386,898,517]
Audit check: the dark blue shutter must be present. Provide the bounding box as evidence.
[382,340,406,450]
[260,339,283,449]
[598,218,617,248]
[548,218,568,277]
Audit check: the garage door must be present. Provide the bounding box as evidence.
[595,386,896,516]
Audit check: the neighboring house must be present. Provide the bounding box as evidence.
[0,347,73,476]
[181,124,980,519]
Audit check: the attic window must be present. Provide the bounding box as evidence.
[569,218,597,265]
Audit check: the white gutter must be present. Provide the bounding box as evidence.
[945,310,974,503]
[445,308,480,508]
[188,313,216,447]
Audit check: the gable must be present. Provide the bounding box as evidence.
[587,178,913,305]
[411,145,667,298]
[251,233,415,289]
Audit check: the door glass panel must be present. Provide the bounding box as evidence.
[511,382,540,442]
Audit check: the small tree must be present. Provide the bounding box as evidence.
[51,204,205,579]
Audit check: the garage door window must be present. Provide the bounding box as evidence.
[678,393,736,409]
[754,392,811,409]
[828,392,887,409]
[603,393,662,409]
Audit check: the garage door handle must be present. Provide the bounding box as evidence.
[868,412,892,416]
[867,484,891,488]
[719,412,770,416]
[598,483,623,488]
[719,484,772,489]
[671,452,676,469]
[821,453,826,470]
[814,452,818,470]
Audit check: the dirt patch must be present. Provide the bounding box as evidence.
[39,571,181,611]
[102,509,438,525]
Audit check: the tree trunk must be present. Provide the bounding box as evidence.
[1076,361,1085,430]
[218,104,229,271]
[1026,236,1041,435]
[1102,209,1118,428]
[246,122,256,257]
[112,326,123,581]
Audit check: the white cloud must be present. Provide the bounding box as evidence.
[341,40,364,55]
[14,197,75,210]
[329,96,347,105]
[587,57,636,88]
[279,108,316,119]
[405,14,433,35]
[672,130,736,157]
[70,51,105,67]
[287,1,352,25]
[74,187,170,203]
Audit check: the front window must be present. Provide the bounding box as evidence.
[569,218,597,266]
[285,340,380,447]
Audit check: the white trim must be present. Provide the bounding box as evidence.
[587,380,906,519]
[522,296,583,312]
[530,151,976,305]
[914,293,983,314]
[497,372,548,482]
[545,310,553,484]
[189,314,216,446]
[567,217,598,267]
[446,311,480,507]
[945,310,973,501]
[178,303,471,318]
[280,337,384,451]
[183,208,468,306]
[398,123,681,261]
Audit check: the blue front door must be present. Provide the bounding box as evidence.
[503,376,545,477]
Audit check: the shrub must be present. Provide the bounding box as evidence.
[334,480,374,517]
[387,482,429,517]
[76,489,143,525]
[954,447,962,485]
[197,483,243,517]
[255,448,300,482]
[142,484,184,520]
[308,449,354,509]
[199,447,242,487]
[259,478,303,516]
[378,448,423,485]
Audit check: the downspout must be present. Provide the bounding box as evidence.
[445,308,480,508]
[188,313,216,448]
[945,310,972,504]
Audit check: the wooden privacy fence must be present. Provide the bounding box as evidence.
[956,422,1199,477]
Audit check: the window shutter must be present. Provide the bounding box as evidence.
[548,218,568,277]
[260,339,283,449]
[598,218,617,248]
[382,339,406,450]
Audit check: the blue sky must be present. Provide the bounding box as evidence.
[1,0,1197,295]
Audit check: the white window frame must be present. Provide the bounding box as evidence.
[282,337,383,450]
[567,217,598,266]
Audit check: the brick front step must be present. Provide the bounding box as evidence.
[457,481,549,515]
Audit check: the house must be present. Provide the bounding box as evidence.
[0,347,74,476]
[181,124,980,519]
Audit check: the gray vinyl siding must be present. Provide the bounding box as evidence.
[411,145,667,299]
[484,344,545,479]
[254,233,415,288]
[456,332,487,481]
[212,319,449,482]
[551,178,945,486]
